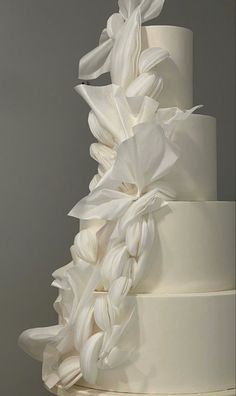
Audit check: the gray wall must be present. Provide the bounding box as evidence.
[0,0,235,395]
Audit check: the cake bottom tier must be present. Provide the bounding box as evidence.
[52,291,235,395]
[69,291,235,395]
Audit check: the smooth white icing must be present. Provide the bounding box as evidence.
[164,114,217,200]
[142,26,193,109]
[135,201,235,293]
[79,291,236,394]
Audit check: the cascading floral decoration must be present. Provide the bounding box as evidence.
[19,0,199,391]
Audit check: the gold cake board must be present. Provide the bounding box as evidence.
[50,385,236,396]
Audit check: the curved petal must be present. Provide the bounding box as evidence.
[18,325,63,362]
[74,300,95,351]
[88,111,114,147]
[139,47,169,73]
[111,7,141,88]
[126,72,163,99]
[101,244,130,288]
[118,0,165,22]
[79,38,113,80]
[74,228,98,263]
[58,356,82,390]
[108,276,132,307]
[126,218,145,257]
[107,13,124,39]
[89,173,101,192]
[140,0,165,22]
[94,295,117,331]
[80,332,104,384]
[118,0,140,19]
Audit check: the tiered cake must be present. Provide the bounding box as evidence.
[19,1,236,395]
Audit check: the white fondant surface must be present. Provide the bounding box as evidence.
[164,114,217,200]
[79,291,236,394]
[135,201,235,293]
[142,26,193,109]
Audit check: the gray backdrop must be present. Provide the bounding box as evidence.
[0,0,235,395]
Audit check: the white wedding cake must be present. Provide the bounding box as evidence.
[19,1,236,395]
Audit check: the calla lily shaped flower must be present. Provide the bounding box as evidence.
[69,121,178,226]
[79,0,166,81]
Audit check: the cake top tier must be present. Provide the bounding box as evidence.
[142,25,193,109]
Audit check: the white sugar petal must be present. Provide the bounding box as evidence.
[101,244,130,288]
[108,276,132,307]
[74,229,98,264]
[88,111,114,147]
[90,143,116,173]
[126,220,142,257]
[79,38,113,80]
[89,174,101,192]
[126,72,155,97]
[75,301,94,351]
[107,13,124,39]
[111,7,141,88]
[58,356,82,390]
[104,346,127,368]
[80,332,104,384]
[94,295,116,331]
[139,47,169,73]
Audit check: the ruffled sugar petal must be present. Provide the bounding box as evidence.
[108,121,179,192]
[127,95,159,125]
[58,356,82,390]
[139,47,169,73]
[18,325,63,362]
[118,185,174,232]
[126,72,163,99]
[76,84,134,143]
[156,105,203,138]
[74,228,98,264]
[79,38,113,80]
[111,7,141,88]
[80,332,104,384]
[68,188,133,221]
[107,13,125,39]
[88,111,114,148]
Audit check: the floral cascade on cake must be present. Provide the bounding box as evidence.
[19,0,236,395]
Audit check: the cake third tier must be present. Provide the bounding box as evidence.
[135,201,235,293]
